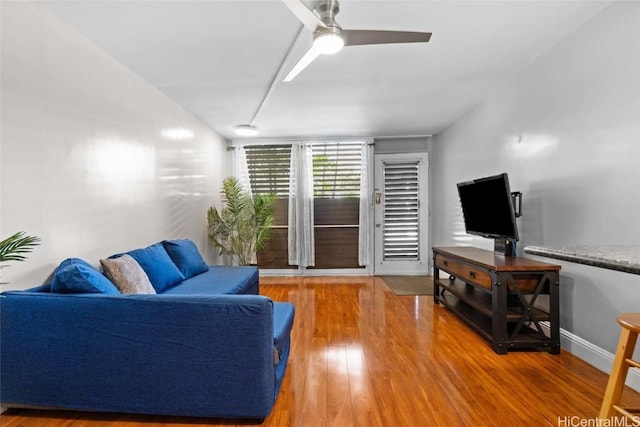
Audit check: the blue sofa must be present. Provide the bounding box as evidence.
[0,239,295,420]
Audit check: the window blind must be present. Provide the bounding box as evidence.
[244,144,292,197]
[312,142,362,198]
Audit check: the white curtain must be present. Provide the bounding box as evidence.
[288,143,315,267]
[233,146,252,197]
[358,143,373,266]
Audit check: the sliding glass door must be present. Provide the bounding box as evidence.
[240,141,368,272]
[244,144,293,269]
[309,142,362,269]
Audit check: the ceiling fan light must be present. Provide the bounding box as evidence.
[234,124,259,137]
[313,32,344,55]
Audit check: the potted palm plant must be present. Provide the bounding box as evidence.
[207,176,276,266]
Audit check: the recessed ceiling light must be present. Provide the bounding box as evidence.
[234,125,259,137]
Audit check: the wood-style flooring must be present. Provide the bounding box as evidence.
[2,276,639,426]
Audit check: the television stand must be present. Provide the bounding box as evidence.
[433,246,561,354]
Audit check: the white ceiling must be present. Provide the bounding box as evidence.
[37,0,611,140]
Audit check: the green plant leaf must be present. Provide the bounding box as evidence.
[207,177,276,265]
[0,231,41,262]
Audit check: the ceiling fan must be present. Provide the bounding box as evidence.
[281,0,432,82]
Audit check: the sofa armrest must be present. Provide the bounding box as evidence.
[1,292,277,418]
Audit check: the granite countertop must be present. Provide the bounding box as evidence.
[524,245,640,275]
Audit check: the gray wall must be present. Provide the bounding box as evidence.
[1,2,229,289]
[431,1,639,355]
[374,137,430,154]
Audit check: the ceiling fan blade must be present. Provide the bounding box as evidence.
[343,30,432,46]
[281,0,327,33]
[283,46,321,82]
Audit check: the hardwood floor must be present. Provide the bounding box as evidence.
[2,276,639,427]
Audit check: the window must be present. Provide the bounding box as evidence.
[310,142,363,269]
[240,141,366,270]
[244,144,292,197]
[312,142,362,198]
[244,145,293,269]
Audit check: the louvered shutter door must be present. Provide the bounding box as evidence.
[383,161,420,261]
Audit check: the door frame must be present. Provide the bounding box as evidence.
[373,153,429,275]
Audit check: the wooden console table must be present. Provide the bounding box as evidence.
[433,246,561,354]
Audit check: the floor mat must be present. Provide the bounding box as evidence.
[380,275,434,296]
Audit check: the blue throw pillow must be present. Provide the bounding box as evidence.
[162,239,209,279]
[51,258,120,294]
[126,243,185,292]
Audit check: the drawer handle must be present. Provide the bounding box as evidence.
[443,260,448,266]
[469,271,476,279]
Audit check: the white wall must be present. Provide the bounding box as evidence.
[0,1,229,289]
[431,0,639,357]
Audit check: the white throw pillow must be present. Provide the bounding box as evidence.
[100,254,156,295]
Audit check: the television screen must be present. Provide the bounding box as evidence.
[457,173,519,241]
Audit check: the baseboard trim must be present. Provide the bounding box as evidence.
[542,322,640,392]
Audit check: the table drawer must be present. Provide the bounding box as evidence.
[435,254,493,290]
[435,254,461,276]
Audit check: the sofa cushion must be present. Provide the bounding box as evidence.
[162,265,259,295]
[123,243,185,292]
[100,255,156,295]
[51,258,120,294]
[162,239,208,279]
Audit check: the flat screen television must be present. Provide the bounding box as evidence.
[457,173,520,254]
